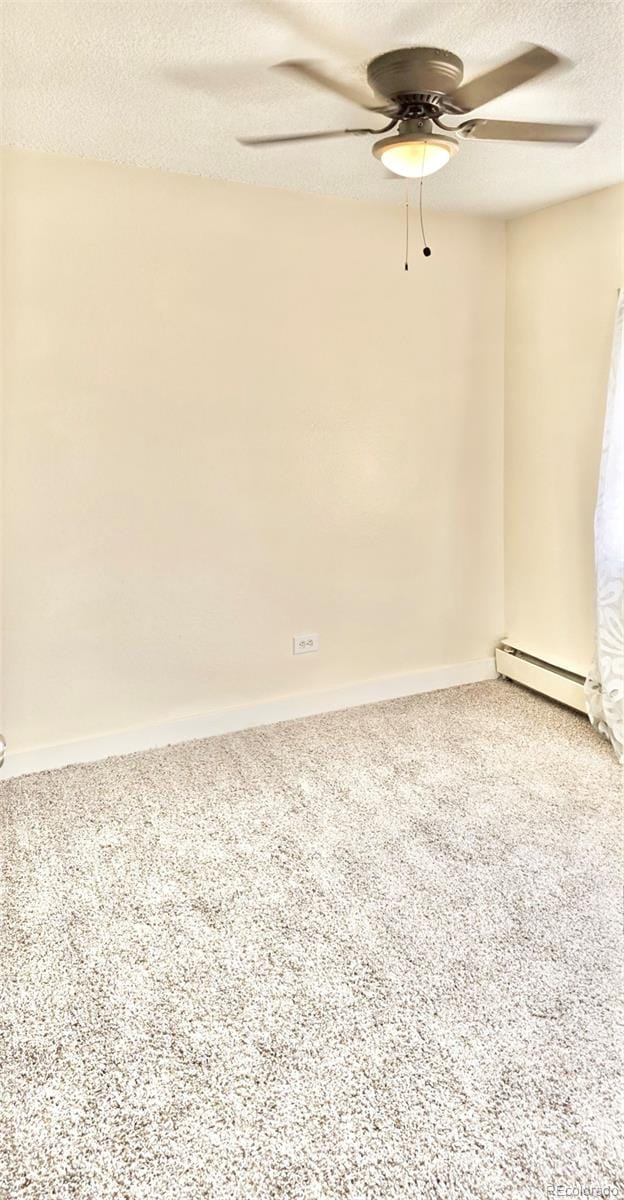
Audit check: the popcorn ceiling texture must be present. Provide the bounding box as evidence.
[1,0,622,216]
[1,680,622,1199]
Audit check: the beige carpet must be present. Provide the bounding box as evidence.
[1,680,622,1199]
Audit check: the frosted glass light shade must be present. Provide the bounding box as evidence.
[373,132,458,178]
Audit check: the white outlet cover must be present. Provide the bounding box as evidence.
[293,634,319,655]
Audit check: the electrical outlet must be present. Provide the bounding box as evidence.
[293,633,319,655]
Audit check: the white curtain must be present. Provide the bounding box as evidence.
[585,289,624,762]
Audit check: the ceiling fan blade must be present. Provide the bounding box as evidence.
[460,119,596,144]
[238,127,370,146]
[249,0,369,63]
[164,63,267,93]
[445,44,563,113]
[273,59,390,112]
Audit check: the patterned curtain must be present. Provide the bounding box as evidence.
[585,290,624,763]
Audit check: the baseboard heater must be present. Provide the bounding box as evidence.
[495,642,587,713]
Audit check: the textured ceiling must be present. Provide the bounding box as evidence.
[1,0,623,216]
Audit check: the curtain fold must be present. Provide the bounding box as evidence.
[585,290,624,763]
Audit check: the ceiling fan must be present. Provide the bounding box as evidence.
[237,44,596,178]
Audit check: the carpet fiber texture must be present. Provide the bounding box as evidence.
[1,680,622,1199]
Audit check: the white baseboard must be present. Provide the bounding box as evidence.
[1,657,496,781]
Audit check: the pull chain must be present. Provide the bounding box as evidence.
[404,180,410,271]
[419,146,432,258]
[403,156,432,270]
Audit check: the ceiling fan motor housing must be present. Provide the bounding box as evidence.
[367,47,464,104]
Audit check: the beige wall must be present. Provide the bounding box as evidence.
[1,148,505,752]
[505,184,624,676]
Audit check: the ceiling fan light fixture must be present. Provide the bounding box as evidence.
[373,126,458,178]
